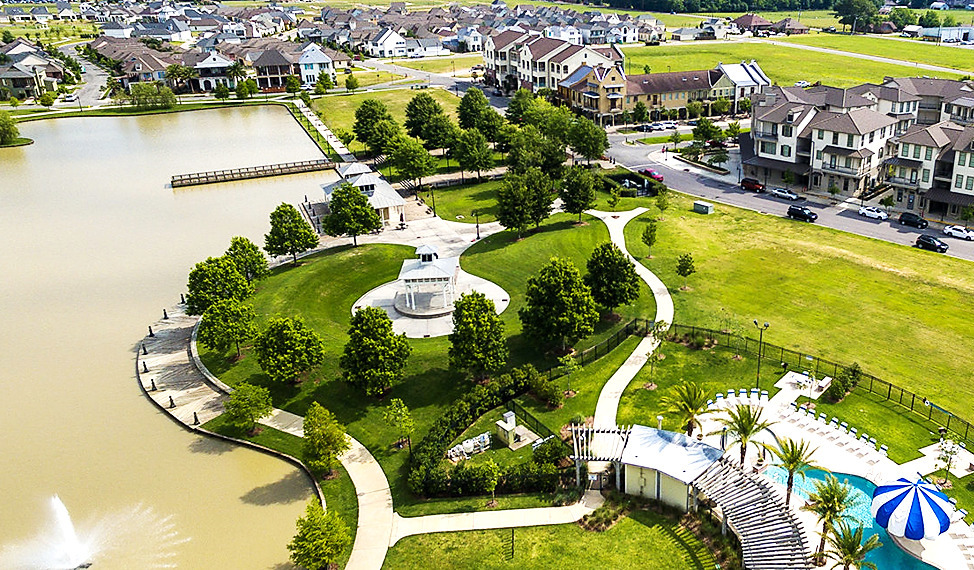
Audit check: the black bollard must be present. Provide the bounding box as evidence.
[193,412,199,425]
[142,344,147,355]
[163,308,169,320]
[169,396,175,408]
[142,361,148,373]
[180,293,185,304]
[150,379,157,391]
[148,325,154,337]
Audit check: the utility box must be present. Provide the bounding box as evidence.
[693,201,714,215]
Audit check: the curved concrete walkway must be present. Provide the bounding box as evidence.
[585,208,675,429]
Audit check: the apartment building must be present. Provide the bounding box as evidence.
[885,121,974,217]
[483,30,623,92]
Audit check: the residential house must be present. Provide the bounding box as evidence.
[484,30,623,92]
[0,39,66,98]
[297,42,334,86]
[54,2,79,21]
[366,27,407,57]
[717,60,772,112]
[131,19,192,42]
[183,50,236,91]
[808,108,897,195]
[404,38,449,57]
[731,13,772,34]
[102,21,135,39]
[771,18,809,35]
[1,7,33,24]
[86,36,178,89]
[543,25,582,45]
[252,47,297,90]
[456,26,484,52]
[31,7,54,25]
[884,121,974,217]
[322,166,406,226]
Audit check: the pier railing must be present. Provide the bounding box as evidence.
[171,158,333,188]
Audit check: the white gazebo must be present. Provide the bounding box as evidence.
[394,245,460,317]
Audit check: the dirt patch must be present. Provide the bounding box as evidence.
[643,382,657,391]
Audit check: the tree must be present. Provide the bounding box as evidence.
[285,74,301,96]
[737,97,751,114]
[38,92,55,107]
[505,88,535,124]
[608,187,620,209]
[214,83,230,101]
[448,292,507,381]
[226,61,247,86]
[656,192,670,218]
[879,194,895,215]
[888,7,917,29]
[523,100,573,145]
[235,81,250,100]
[559,352,581,394]
[223,382,272,433]
[423,112,459,152]
[825,521,881,570]
[943,13,959,27]
[918,10,941,28]
[519,257,599,351]
[709,404,775,467]
[314,71,333,94]
[686,100,704,119]
[225,236,268,283]
[367,118,403,157]
[633,101,649,123]
[198,299,258,358]
[0,110,19,145]
[253,316,324,383]
[668,129,683,150]
[353,99,393,154]
[507,124,565,176]
[303,401,350,476]
[676,252,696,289]
[522,167,555,229]
[340,306,411,396]
[803,474,858,565]
[661,382,710,437]
[453,127,492,179]
[264,202,319,264]
[1,30,14,44]
[287,500,351,570]
[641,220,658,258]
[833,0,878,29]
[708,148,729,168]
[620,109,632,126]
[560,166,597,223]
[725,121,742,139]
[186,256,253,315]
[482,458,501,504]
[344,73,359,92]
[584,242,640,314]
[496,174,532,238]
[392,136,436,188]
[129,83,176,109]
[334,128,355,149]
[712,97,731,116]
[568,117,609,163]
[457,87,491,131]
[692,118,721,143]
[828,182,841,200]
[382,398,415,452]
[321,182,382,246]
[767,437,820,508]
[404,91,445,140]
[959,205,974,228]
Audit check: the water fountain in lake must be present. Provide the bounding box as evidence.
[0,495,189,569]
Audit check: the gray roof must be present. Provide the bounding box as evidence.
[620,425,723,485]
[897,120,965,148]
[398,256,459,281]
[808,108,896,135]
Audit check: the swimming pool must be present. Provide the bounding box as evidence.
[764,467,938,570]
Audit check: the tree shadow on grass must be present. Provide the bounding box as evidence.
[240,470,313,506]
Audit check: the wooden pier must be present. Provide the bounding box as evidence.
[171,158,334,188]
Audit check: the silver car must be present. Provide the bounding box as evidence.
[769,187,801,201]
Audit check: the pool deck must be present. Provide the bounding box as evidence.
[695,372,974,570]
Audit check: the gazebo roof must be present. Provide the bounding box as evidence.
[398,257,459,281]
[415,244,438,256]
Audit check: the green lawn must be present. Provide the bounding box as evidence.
[393,54,483,74]
[311,88,460,154]
[417,178,502,223]
[383,152,504,185]
[384,509,717,569]
[778,32,974,73]
[621,192,974,418]
[621,43,963,88]
[338,70,405,89]
[616,341,772,432]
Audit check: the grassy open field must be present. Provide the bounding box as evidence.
[386,508,717,569]
[417,179,502,223]
[310,87,460,153]
[778,32,974,73]
[622,42,964,87]
[392,54,483,74]
[619,192,974,415]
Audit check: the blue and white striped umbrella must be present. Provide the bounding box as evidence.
[871,476,954,540]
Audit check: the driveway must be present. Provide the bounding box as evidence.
[57,43,109,108]
[607,139,974,263]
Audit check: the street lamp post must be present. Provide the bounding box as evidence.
[753,320,769,390]
[473,210,481,240]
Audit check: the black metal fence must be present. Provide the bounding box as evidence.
[670,323,974,445]
[504,400,558,441]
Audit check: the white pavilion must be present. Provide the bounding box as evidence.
[395,245,460,317]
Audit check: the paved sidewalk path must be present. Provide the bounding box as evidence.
[388,490,605,546]
[586,208,675,429]
[294,99,356,161]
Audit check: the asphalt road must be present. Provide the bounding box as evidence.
[607,136,974,263]
[368,59,509,111]
[56,44,109,109]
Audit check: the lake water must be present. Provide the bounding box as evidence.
[0,106,339,569]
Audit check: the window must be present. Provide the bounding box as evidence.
[844,157,852,168]
[782,125,793,137]
[901,144,909,157]
[847,134,855,147]
[968,176,974,191]
[832,132,839,145]
[815,150,823,160]
[781,145,792,157]
[956,174,964,188]
[970,153,974,167]
[925,147,933,161]
[961,153,969,166]
[881,127,887,137]
[759,141,777,154]
[817,129,824,140]
[869,132,875,143]
[922,169,930,183]
[913,145,921,159]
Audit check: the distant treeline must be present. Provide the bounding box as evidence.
[596,0,836,14]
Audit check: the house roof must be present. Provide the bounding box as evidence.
[621,426,724,485]
[338,162,373,178]
[625,69,719,95]
[731,13,772,28]
[808,108,897,135]
[717,60,770,88]
[898,120,966,148]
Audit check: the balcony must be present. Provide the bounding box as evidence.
[887,176,919,188]
[819,163,865,178]
[752,130,778,141]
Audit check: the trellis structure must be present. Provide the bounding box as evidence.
[569,425,632,488]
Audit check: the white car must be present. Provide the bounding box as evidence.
[661,121,678,129]
[943,225,974,240]
[858,206,889,220]
[769,187,801,201]
[794,80,810,88]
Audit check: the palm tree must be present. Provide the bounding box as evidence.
[767,437,821,508]
[710,404,774,467]
[825,521,881,570]
[661,381,710,437]
[226,61,247,87]
[803,474,858,565]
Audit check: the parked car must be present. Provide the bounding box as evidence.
[898,212,929,229]
[686,119,698,126]
[706,139,728,149]
[661,121,678,129]
[640,168,664,182]
[769,187,801,201]
[63,93,78,102]
[741,177,765,192]
[787,205,818,222]
[650,122,664,131]
[794,80,810,88]
[943,225,974,240]
[857,206,889,220]
[635,124,655,132]
[916,234,949,252]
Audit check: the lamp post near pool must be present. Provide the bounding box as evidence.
[753,320,769,390]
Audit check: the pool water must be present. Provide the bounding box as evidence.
[764,467,938,570]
